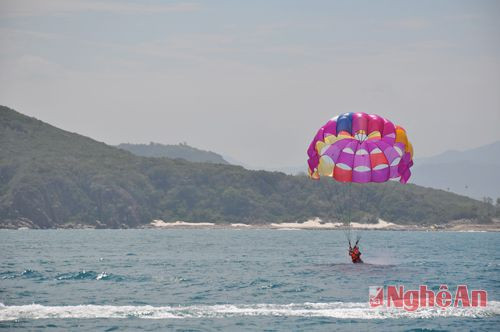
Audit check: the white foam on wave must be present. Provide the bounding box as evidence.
[1,302,498,321]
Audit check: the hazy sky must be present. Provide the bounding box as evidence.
[1,0,499,168]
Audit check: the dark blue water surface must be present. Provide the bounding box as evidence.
[1,229,499,331]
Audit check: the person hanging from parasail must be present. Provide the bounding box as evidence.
[306,112,414,264]
[348,238,363,263]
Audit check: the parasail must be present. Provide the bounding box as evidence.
[307,112,413,184]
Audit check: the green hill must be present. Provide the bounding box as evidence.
[117,142,228,164]
[0,105,495,228]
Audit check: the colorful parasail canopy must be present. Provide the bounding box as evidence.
[307,112,414,183]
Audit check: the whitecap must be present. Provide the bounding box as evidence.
[0,301,498,321]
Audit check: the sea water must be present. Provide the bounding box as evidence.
[0,229,498,331]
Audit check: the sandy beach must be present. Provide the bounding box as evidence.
[145,218,500,232]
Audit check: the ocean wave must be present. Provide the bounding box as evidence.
[1,302,498,321]
[1,270,130,282]
[0,270,44,280]
[55,271,125,281]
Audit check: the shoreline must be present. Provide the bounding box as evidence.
[3,218,499,232]
[142,218,500,232]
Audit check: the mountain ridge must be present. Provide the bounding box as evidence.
[117,142,228,165]
[411,140,500,200]
[417,140,500,165]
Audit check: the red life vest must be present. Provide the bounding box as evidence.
[350,247,362,263]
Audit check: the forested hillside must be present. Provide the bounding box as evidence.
[0,106,495,228]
